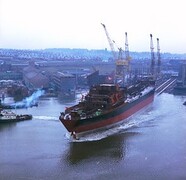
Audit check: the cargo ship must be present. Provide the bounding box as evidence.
[59,78,155,138]
[59,30,157,139]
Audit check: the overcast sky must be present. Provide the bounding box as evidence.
[0,0,186,53]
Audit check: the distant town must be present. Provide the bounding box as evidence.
[0,48,186,102]
[1,48,186,61]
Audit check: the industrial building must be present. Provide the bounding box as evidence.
[53,72,76,99]
[174,63,186,94]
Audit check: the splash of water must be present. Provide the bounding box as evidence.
[12,89,45,108]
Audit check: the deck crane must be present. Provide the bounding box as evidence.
[150,34,155,76]
[157,38,161,74]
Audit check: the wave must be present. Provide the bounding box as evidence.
[65,117,151,142]
[33,116,58,121]
[66,103,165,142]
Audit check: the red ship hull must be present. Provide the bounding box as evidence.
[60,88,155,134]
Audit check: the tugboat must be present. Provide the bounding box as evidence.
[0,109,32,123]
[59,79,155,138]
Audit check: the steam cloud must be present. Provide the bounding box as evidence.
[12,89,45,108]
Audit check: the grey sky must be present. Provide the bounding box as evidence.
[0,0,185,53]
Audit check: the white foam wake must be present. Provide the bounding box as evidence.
[33,116,58,121]
[65,119,145,142]
[65,103,162,142]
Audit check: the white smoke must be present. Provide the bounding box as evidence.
[12,89,45,108]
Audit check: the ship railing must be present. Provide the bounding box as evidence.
[125,93,141,103]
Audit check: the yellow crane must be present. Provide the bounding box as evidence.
[101,23,131,86]
[101,23,117,61]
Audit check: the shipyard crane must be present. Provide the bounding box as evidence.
[157,38,161,74]
[125,32,130,61]
[150,34,155,76]
[112,34,130,63]
[112,33,131,86]
[101,23,131,86]
[112,40,123,61]
[101,23,117,61]
[112,37,128,86]
[101,23,120,84]
[124,32,131,77]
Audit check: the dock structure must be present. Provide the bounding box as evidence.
[155,77,177,95]
[173,63,186,95]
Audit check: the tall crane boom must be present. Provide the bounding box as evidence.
[125,32,131,73]
[157,38,161,74]
[150,34,155,75]
[101,23,117,60]
[101,24,131,86]
[125,32,130,60]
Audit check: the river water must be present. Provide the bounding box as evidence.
[0,93,186,180]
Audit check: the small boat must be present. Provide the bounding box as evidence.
[59,78,155,139]
[0,110,32,123]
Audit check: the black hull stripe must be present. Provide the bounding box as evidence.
[61,89,155,133]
